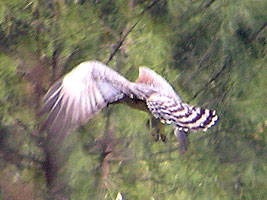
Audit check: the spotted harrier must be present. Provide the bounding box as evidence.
[39,61,218,151]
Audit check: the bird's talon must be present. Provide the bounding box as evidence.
[160,134,167,143]
[152,133,159,142]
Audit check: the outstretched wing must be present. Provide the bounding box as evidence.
[39,61,138,142]
[134,67,218,132]
[135,67,181,102]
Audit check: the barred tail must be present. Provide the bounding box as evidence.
[174,103,219,132]
[146,93,218,132]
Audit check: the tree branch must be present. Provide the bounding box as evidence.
[248,23,267,43]
[182,39,219,87]
[105,22,138,64]
[139,0,163,15]
[105,0,163,64]
[189,56,231,102]
[204,0,216,8]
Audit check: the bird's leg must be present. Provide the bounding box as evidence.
[174,127,189,154]
[158,123,167,143]
[149,115,159,142]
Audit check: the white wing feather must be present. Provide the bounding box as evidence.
[40,61,134,141]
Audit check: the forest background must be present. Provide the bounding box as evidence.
[0,0,266,199]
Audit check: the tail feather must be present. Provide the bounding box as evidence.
[147,93,218,132]
[176,104,218,131]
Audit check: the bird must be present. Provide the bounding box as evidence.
[39,60,218,151]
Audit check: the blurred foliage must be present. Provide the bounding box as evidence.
[0,0,266,199]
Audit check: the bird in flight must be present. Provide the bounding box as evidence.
[39,61,218,151]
